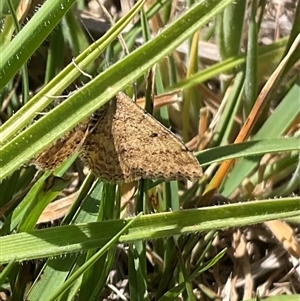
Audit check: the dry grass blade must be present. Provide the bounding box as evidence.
[202,33,300,202]
[265,220,300,259]
[136,91,181,109]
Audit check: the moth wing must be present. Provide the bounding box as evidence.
[34,123,88,170]
[113,93,202,182]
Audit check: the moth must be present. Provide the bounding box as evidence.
[34,93,202,183]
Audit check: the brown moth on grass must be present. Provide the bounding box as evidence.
[35,92,202,183]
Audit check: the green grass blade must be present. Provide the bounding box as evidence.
[0,0,145,142]
[0,0,76,90]
[0,198,299,264]
[198,137,300,166]
[45,213,142,301]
